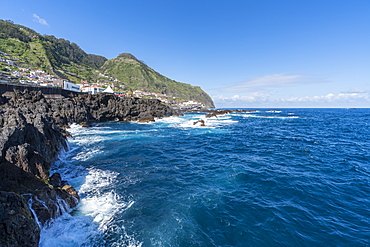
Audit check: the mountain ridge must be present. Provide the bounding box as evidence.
[0,20,214,107]
[101,53,215,107]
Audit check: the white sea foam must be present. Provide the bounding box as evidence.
[66,123,84,134]
[174,114,238,129]
[78,169,130,228]
[243,114,299,119]
[40,125,141,246]
[154,114,240,129]
[40,167,140,246]
[70,133,103,144]
[205,118,238,128]
[78,168,139,246]
[39,214,104,247]
[68,123,122,140]
[66,126,107,162]
[156,116,185,124]
[73,149,103,161]
[265,110,282,113]
[79,168,119,194]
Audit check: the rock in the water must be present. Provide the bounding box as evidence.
[193,119,206,126]
[0,89,178,245]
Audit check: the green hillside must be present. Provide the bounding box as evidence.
[0,20,214,107]
[101,53,214,107]
[0,20,107,82]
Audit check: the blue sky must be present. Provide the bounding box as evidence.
[1,0,370,108]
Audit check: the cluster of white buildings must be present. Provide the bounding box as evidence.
[11,68,55,84]
[98,73,120,83]
[0,57,15,66]
[8,68,83,92]
[1,51,205,109]
[132,90,204,109]
[133,90,166,98]
[81,85,114,94]
[0,51,17,66]
[178,100,205,109]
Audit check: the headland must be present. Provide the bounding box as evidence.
[0,89,178,246]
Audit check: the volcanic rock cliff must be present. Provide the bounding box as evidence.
[0,90,177,246]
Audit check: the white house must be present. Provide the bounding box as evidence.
[63,81,81,92]
[81,86,105,94]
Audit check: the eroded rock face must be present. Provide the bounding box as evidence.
[47,93,177,125]
[0,94,7,105]
[27,184,80,225]
[0,91,79,245]
[0,112,66,181]
[0,191,40,247]
[49,173,62,187]
[0,89,178,245]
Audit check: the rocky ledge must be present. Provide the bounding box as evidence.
[187,109,257,126]
[0,90,177,246]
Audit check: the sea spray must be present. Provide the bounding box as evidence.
[41,109,370,246]
[26,194,42,229]
[40,123,141,246]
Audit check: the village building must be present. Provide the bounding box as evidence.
[52,79,64,87]
[103,85,114,93]
[63,81,81,92]
[81,86,105,94]
[51,79,80,92]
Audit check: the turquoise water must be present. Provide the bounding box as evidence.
[40,109,370,246]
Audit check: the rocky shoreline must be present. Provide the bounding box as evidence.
[188,109,257,126]
[0,90,177,246]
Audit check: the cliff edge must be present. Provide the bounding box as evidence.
[0,90,177,246]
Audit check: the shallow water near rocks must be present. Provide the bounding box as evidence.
[41,109,370,246]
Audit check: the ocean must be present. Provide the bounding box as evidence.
[39,109,370,246]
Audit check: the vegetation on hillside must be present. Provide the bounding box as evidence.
[0,20,107,82]
[0,20,214,107]
[101,53,214,107]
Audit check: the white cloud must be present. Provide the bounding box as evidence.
[33,14,49,26]
[284,92,370,104]
[212,91,370,108]
[241,74,305,87]
[219,73,325,93]
[213,91,273,103]
[341,87,368,94]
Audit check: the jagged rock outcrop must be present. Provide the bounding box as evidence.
[193,119,206,126]
[0,191,40,247]
[0,91,78,246]
[0,108,66,180]
[200,109,257,118]
[0,89,178,246]
[0,94,7,105]
[26,185,79,225]
[48,93,176,126]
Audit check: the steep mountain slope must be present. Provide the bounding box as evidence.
[101,53,214,107]
[0,20,107,82]
[0,20,214,107]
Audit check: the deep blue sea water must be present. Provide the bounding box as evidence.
[40,109,370,246]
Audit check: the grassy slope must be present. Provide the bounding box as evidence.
[0,38,52,72]
[0,37,106,84]
[0,20,214,107]
[101,54,215,107]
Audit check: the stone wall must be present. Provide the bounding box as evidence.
[0,82,85,99]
